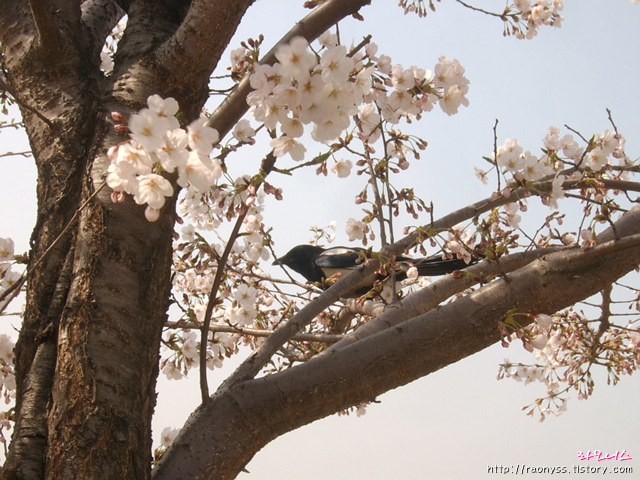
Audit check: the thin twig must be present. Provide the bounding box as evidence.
[167,321,343,344]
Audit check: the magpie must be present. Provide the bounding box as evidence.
[274,244,470,297]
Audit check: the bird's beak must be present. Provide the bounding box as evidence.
[272,257,282,266]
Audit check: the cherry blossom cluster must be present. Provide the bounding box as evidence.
[106,95,223,221]
[398,0,564,39]
[240,34,469,162]
[511,0,564,39]
[161,329,230,380]
[0,237,20,312]
[0,332,16,446]
[475,125,630,242]
[0,334,15,403]
[498,308,640,421]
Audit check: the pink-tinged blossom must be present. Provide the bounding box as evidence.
[439,84,469,116]
[144,206,161,222]
[580,228,596,248]
[322,82,357,116]
[187,117,219,155]
[391,65,416,91]
[521,150,552,181]
[298,74,325,107]
[318,31,338,48]
[0,334,14,364]
[406,266,419,280]
[530,334,549,350]
[270,136,306,161]
[358,104,382,143]
[249,63,283,95]
[157,129,189,173]
[232,284,257,310]
[0,238,14,262]
[474,167,489,185]
[230,47,246,67]
[547,174,566,209]
[106,146,149,194]
[280,116,304,138]
[353,65,375,102]
[162,362,183,380]
[134,173,173,209]
[345,218,366,241]
[503,203,522,228]
[541,128,584,160]
[376,54,392,75]
[585,147,609,171]
[496,138,525,173]
[147,94,180,129]
[129,109,171,152]
[433,56,468,89]
[318,45,354,84]
[535,314,553,332]
[246,243,270,262]
[274,36,317,79]
[226,304,257,326]
[232,119,256,143]
[272,84,301,109]
[331,159,353,178]
[177,152,215,192]
[311,112,350,144]
[446,224,476,263]
[159,427,180,448]
[118,142,153,173]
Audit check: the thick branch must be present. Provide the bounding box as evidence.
[29,0,82,59]
[156,0,255,92]
[326,247,565,352]
[155,219,640,480]
[165,321,342,344]
[224,185,525,385]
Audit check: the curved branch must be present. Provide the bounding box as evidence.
[154,220,640,480]
[165,321,342,344]
[326,246,565,353]
[222,182,549,385]
[156,0,256,91]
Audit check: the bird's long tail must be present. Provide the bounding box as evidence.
[413,255,470,276]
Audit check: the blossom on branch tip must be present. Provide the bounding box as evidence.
[345,218,366,242]
[331,159,353,178]
[270,136,306,161]
[232,119,256,143]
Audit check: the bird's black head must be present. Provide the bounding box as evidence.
[273,244,326,283]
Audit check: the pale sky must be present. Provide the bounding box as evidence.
[1,1,639,479]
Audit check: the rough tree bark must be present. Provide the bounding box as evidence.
[0,0,372,478]
[0,0,257,478]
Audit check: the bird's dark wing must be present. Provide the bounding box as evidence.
[314,247,365,270]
